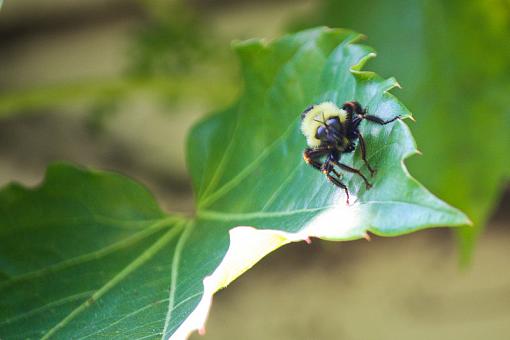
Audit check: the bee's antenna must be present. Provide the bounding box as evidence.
[313,113,329,127]
[321,113,330,131]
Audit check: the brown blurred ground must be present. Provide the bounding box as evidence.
[1,1,509,339]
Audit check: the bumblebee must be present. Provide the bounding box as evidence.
[301,101,400,204]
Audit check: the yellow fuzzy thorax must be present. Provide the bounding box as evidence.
[300,102,347,148]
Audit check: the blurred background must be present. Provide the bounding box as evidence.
[1,0,509,339]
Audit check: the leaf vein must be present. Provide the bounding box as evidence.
[161,220,195,339]
[0,217,177,290]
[40,221,183,339]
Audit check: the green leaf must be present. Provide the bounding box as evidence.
[0,27,469,339]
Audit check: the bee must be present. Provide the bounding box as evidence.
[300,101,400,204]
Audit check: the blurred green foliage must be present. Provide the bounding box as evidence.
[128,1,208,76]
[292,0,510,263]
[0,0,235,124]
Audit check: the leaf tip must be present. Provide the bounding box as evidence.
[444,204,474,229]
[464,216,475,227]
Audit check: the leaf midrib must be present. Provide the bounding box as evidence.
[197,200,459,222]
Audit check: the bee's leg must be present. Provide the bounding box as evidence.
[303,147,328,171]
[321,159,350,205]
[328,178,350,205]
[334,161,373,189]
[358,133,376,177]
[304,149,350,204]
[363,114,401,125]
[327,174,350,205]
[343,101,400,125]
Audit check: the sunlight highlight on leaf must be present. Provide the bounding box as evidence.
[302,193,364,240]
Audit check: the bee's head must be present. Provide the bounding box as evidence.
[300,102,347,148]
[315,117,342,144]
